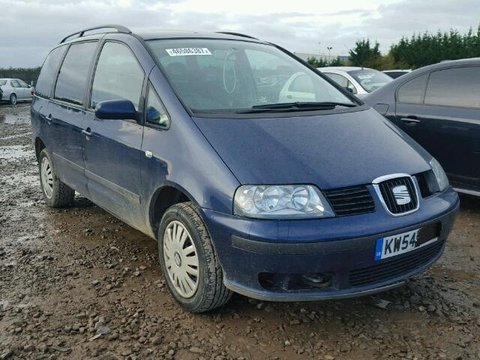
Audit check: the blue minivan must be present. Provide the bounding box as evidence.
[31,25,459,312]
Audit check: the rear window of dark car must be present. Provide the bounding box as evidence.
[425,67,480,108]
[397,74,428,104]
[35,46,67,98]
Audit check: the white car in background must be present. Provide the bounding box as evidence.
[0,78,33,105]
[318,67,392,97]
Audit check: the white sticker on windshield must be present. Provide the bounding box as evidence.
[165,48,212,56]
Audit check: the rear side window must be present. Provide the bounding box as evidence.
[54,42,97,105]
[35,46,67,98]
[90,42,145,110]
[425,67,480,108]
[397,74,428,104]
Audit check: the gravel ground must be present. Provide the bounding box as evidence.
[0,104,479,360]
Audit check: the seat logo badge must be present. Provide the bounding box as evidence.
[392,185,411,205]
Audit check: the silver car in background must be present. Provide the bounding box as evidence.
[0,78,33,105]
[318,67,393,98]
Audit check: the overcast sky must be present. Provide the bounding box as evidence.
[1,0,479,67]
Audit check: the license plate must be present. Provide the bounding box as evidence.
[374,228,438,261]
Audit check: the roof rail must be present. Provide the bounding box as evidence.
[216,31,258,40]
[60,24,132,44]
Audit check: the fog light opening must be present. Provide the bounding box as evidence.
[259,272,333,292]
[301,274,332,289]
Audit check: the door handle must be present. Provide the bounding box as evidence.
[46,114,52,125]
[82,128,92,137]
[400,116,420,126]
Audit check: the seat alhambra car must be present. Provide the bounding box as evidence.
[31,25,459,313]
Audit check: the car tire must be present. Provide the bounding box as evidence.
[38,149,75,208]
[10,94,17,105]
[158,202,232,313]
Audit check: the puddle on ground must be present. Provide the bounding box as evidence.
[3,173,38,188]
[0,105,31,125]
[0,132,32,140]
[0,145,34,160]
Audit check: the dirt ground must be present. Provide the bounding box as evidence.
[0,103,479,360]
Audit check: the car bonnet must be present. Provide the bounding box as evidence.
[192,108,431,189]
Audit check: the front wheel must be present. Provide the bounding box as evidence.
[158,202,232,313]
[38,149,75,207]
[9,94,17,105]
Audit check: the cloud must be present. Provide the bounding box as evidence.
[0,0,478,67]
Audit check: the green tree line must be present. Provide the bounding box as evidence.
[348,26,480,69]
[0,67,41,84]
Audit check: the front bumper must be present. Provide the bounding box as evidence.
[203,188,459,301]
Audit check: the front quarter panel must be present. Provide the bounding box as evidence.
[140,67,240,235]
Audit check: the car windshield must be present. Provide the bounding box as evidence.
[348,69,392,93]
[147,39,355,115]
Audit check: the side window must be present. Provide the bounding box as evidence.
[54,42,97,105]
[11,80,20,88]
[35,46,67,98]
[397,74,428,104]
[91,42,145,110]
[146,84,170,128]
[18,80,29,88]
[425,67,480,108]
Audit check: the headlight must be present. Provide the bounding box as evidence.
[430,158,449,192]
[233,185,334,219]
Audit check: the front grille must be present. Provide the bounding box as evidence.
[377,176,418,215]
[324,186,375,216]
[349,238,444,287]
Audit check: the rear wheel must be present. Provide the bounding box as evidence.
[158,202,232,313]
[38,149,74,207]
[9,94,17,105]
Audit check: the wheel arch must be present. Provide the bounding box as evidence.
[148,182,199,238]
[35,137,46,161]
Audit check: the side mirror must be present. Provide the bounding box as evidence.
[345,87,354,93]
[95,100,137,120]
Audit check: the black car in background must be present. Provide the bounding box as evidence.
[364,58,480,196]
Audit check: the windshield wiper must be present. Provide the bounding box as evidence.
[236,101,357,114]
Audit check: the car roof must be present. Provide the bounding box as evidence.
[319,66,375,72]
[60,26,266,45]
[138,30,263,42]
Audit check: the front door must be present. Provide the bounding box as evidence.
[83,41,146,229]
